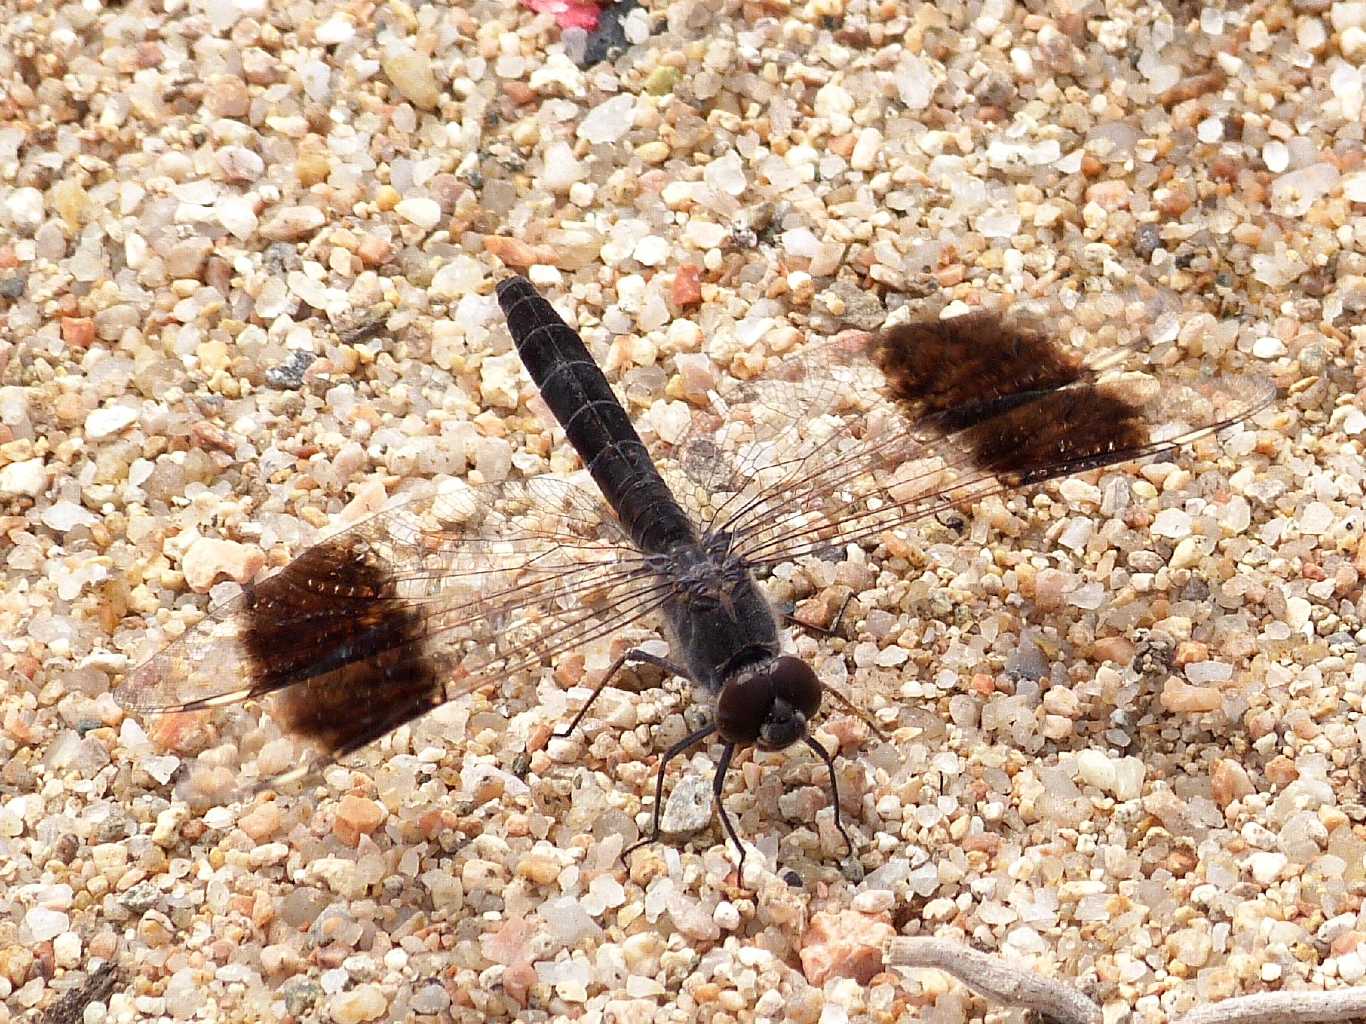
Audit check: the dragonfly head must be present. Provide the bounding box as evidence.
[717,655,822,751]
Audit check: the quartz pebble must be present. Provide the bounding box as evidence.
[395,197,442,230]
[800,911,895,985]
[382,49,440,109]
[330,984,387,1023]
[181,538,266,591]
[25,907,68,942]
[660,770,713,834]
[84,404,138,439]
[0,458,46,497]
[260,205,326,240]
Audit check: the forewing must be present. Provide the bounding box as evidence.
[671,312,1276,569]
[117,476,667,779]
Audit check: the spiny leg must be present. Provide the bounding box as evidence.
[783,595,890,743]
[804,735,855,858]
[622,723,717,861]
[555,647,688,740]
[820,685,891,743]
[711,741,745,869]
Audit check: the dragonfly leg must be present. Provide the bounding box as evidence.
[710,741,745,869]
[804,735,855,858]
[554,648,688,740]
[622,722,717,861]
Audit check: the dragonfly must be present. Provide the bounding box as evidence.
[116,275,1274,866]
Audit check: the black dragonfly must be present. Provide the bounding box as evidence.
[117,275,1273,865]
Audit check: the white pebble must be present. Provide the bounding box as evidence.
[1251,251,1307,288]
[53,931,82,968]
[578,93,635,144]
[216,195,258,239]
[1151,508,1192,539]
[1344,170,1366,203]
[1342,25,1366,60]
[1262,140,1289,173]
[1169,536,1207,570]
[1076,749,1117,794]
[704,150,747,197]
[1286,595,1312,630]
[541,895,602,945]
[4,186,44,234]
[84,403,138,439]
[410,984,449,1014]
[633,235,669,267]
[876,645,909,667]
[39,500,98,532]
[1334,3,1366,30]
[661,771,713,833]
[430,255,482,300]
[1339,951,1366,983]
[1247,850,1287,885]
[1112,758,1145,801]
[1196,116,1223,143]
[181,537,265,592]
[1252,336,1287,359]
[894,53,936,109]
[542,140,583,193]
[315,14,356,45]
[852,890,895,914]
[1272,162,1341,217]
[1186,661,1233,684]
[217,145,264,181]
[395,197,442,230]
[850,127,882,171]
[1298,501,1335,535]
[712,901,741,930]
[26,906,69,942]
[0,457,46,497]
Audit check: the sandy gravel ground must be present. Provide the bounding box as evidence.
[1,1,1364,1022]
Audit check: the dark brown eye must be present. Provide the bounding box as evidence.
[771,656,821,718]
[716,673,771,745]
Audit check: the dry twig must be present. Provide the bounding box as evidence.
[885,937,1102,1024]
[1171,989,1366,1024]
[886,938,1366,1024]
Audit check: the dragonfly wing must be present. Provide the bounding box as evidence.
[117,476,668,778]
[670,311,1275,568]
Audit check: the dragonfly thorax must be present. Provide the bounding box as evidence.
[653,540,750,608]
[715,655,822,751]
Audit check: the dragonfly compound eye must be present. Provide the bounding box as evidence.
[770,656,821,718]
[716,672,772,746]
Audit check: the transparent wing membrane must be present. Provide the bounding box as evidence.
[671,317,1274,569]
[118,477,662,775]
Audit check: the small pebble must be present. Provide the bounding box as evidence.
[382,49,440,109]
[259,205,326,240]
[181,537,266,592]
[329,984,387,1024]
[395,197,442,230]
[84,404,139,439]
[799,911,895,986]
[660,771,712,834]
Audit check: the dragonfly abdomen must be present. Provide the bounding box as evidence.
[497,276,696,556]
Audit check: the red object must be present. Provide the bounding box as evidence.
[523,0,602,31]
[672,263,702,308]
